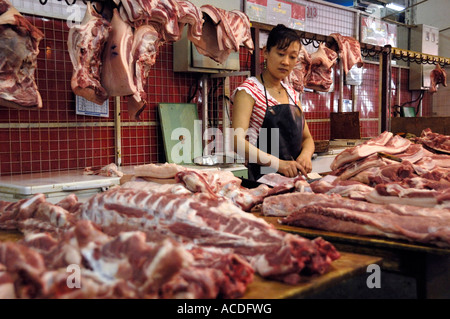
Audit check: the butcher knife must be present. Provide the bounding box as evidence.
[377,152,403,162]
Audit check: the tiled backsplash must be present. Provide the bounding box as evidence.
[0,15,433,176]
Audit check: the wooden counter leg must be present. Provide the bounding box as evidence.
[417,254,450,299]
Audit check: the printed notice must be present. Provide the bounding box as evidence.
[267,0,292,27]
[76,95,109,118]
[245,0,268,24]
[290,2,306,31]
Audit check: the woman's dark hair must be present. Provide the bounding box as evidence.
[266,24,300,52]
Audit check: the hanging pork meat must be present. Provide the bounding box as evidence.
[128,24,162,120]
[101,8,137,98]
[67,2,111,106]
[67,1,252,120]
[305,43,337,92]
[177,0,203,42]
[429,63,447,93]
[286,44,311,93]
[113,0,157,24]
[329,33,363,74]
[190,5,254,64]
[116,0,203,119]
[0,0,44,109]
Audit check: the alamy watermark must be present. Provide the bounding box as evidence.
[366,264,381,289]
[66,264,81,289]
[170,120,280,174]
[65,3,85,29]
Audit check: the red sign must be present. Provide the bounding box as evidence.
[291,3,306,20]
[246,0,268,6]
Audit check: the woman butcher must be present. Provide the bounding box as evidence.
[231,24,315,181]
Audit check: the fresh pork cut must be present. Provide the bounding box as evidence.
[305,43,337,92]
[128,24,162,120]
[281,204,450,248]
[101,8,137,98]
[0,219,255,299]
[329,33,363,74]
[146,0,183,42]
[286,44,312,93]
[67,2,111,106]
[366,183,450,209]
[177,0,204,42]
[75,187,340,284]
[429,63,447,93]
[262,192,450,248]
[114,0,157,24]
[309,174,374,200]
[413,128,450,153]
[190,5,254,64]
[0,0,44,109]
[132,163,295,211]
[330,132,411,171]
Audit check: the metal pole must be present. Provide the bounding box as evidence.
[380,45,392,132]
[114,96,122,167]
[339,53,344,112]
[201,76,208,155]
[223,77,231,156]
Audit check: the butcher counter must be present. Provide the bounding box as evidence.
[254,212,450,299]
[0,165,386,300]
[1,161,448,299]
[0,229,382,299]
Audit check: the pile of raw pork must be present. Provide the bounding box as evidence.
[0,164,339,299]
[263,129,450,249]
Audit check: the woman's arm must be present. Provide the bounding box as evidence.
[296,121,315,173]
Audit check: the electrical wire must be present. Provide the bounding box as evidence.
[392,91,425,116]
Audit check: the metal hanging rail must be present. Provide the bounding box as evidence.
[390,47,450,66]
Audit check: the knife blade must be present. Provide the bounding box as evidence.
[377,152,403,162]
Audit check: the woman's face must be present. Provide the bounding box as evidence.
[264,41,300,80]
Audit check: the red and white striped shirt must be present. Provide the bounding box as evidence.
[231,77,300,146]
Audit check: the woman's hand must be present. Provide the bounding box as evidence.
[296,154,313,174]
[277,159,306,178]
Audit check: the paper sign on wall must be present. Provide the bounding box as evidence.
[76,96,109,118]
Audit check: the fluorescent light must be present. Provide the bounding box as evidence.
[386,3,405,11]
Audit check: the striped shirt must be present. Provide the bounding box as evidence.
[231,76,301,146]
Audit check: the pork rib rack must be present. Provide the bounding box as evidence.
[76,187,340,284]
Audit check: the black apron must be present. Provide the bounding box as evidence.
[247,75,305,181]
